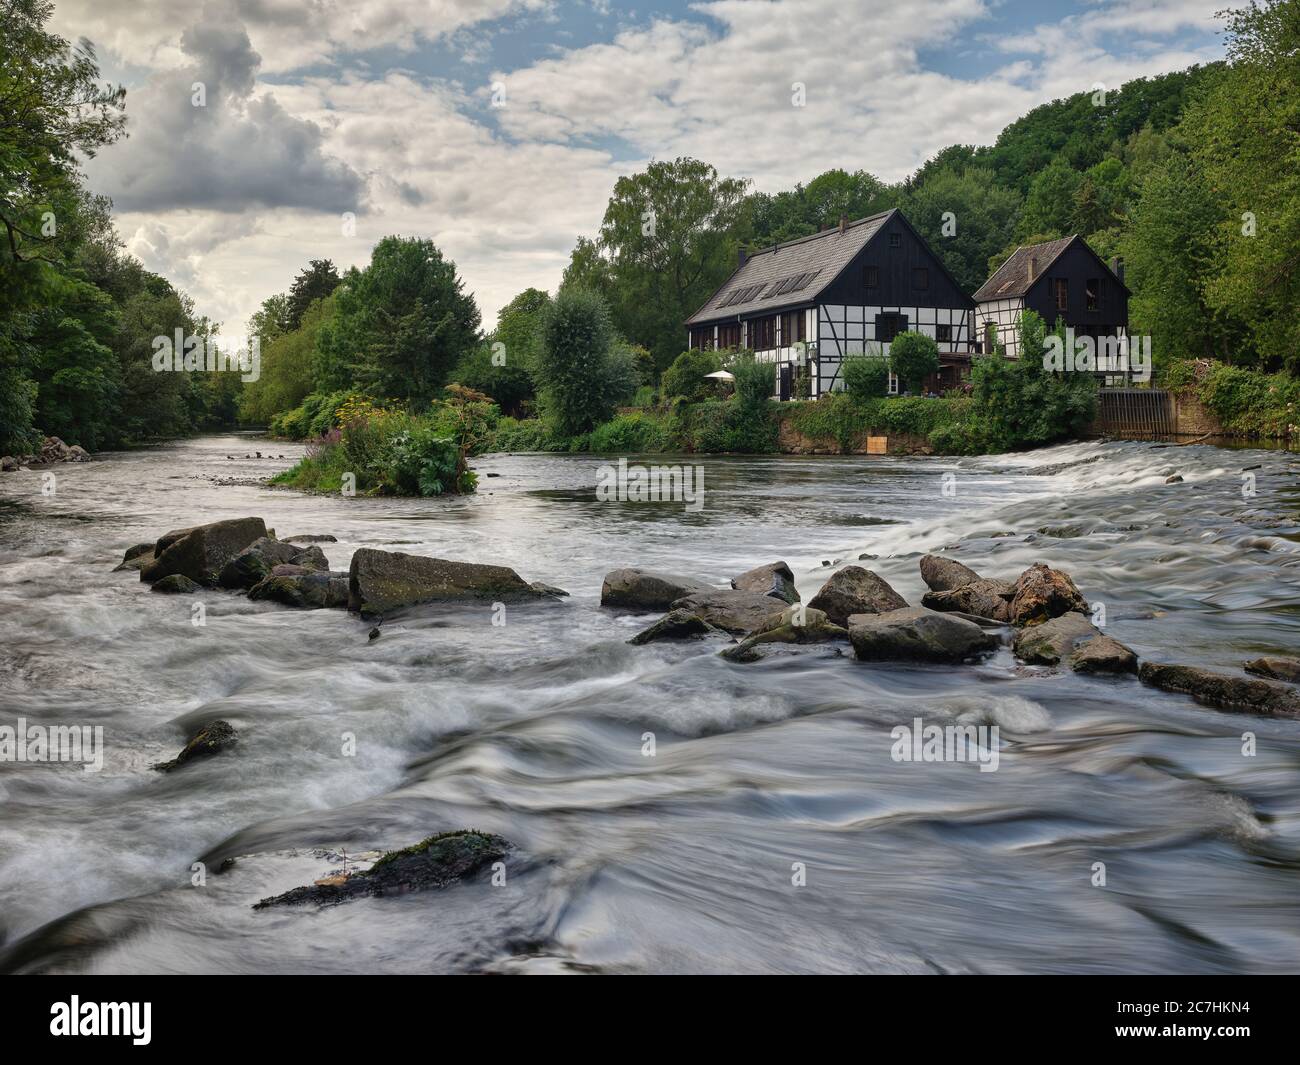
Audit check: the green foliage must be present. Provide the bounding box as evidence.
[888,331,940,393]
[239,296,334,424]
[748,168,897,246]
[534,287,623,435]
[285,260,340,331]
[661,348,721,402]
[1190,362,1300,437]
[586,411,674,453]
[900,165,1021,293]
[732,355,775,410]
[842,356,890,402]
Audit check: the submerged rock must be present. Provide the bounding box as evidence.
[151,573,202,594]
[730,561,800,604]
[848,607,999,663]
[1006,563,1088,626]
[249,571,349,609]
[628,608,718,645]
[668,590,786,635]
[252,830,510,909]
[153,720,238,772]
[1244,657,1300,683]
[348,548,543,616]
[807,565,906,625]
[600,568,712,610]
[282,534,338,543]
[721,604,848,662]
[1012,612,1098,666]
[141,517,268,586]
[529,581,570,598]
[919,554,982,592]
[1138,662,1300,717]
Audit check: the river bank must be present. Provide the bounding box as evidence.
[1,433,1299,973]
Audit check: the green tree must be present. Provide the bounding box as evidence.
[661,348,721,402]
[285,259,340,330]
[239,295,335,423]
[901,165,1022,293]
[888,331,940,393]
[534,288,619,435]
[842,355,890,402]
[1018,157,1082,237]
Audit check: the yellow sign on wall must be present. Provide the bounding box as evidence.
[866,436,888,455]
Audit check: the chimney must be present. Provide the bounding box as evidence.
[1111,256,1125,284]
[838,214,847,234]
[1027,255,1038,283]
[738,247,747,269]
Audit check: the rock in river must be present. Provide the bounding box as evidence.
[1138,662,1300,717]
[730,561,800,604]
[348,548,545,616]
[919,554,983,592]
[721,604,848,662]
[1006,562,1089,626]
[249,571,350,609]
[1012,611,1099,666]
[151,573,202,594]
[1070,635,1139,675]
[848,606,999,663]
[807,565,907,625]
[218,536,327,590]
[628,608,718,645]
[153,720,238,772]
[1244,657,1300,683]
[253,830,510,909]
[921,579,1013,622]
[601,568,713,610]
[140,517,268,586]
[668,590,787,635]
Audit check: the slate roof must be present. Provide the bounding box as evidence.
[686,210,895,326]
[973,235,1077,302]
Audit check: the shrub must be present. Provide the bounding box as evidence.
[587,411,673,453]
[732,355,775,411]
[888,331,940,393]
[842,356,890,402]
[661,349,721,402]
[534,288,621,435]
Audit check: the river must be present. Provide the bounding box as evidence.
[1,433,1298,973]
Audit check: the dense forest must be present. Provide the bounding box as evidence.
[3,0,1298,463]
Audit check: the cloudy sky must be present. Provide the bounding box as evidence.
[56,0,1227,338]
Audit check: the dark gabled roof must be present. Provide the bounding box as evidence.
[686,210,895,326]
[974,236,1075,301]
[974,234,1130,302]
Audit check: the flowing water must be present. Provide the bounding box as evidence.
[1,434,1299,974]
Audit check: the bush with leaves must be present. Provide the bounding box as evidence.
[842,356,890,402]
[533,288,626,435]
[661,348,721,402]
[888,332,940,393]
[732,355,775,410]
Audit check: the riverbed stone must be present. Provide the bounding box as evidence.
[848,606,999,663]
[282,534,338,544]
[253,830,510,909]
[601,568,713,610]
[722,605,848,662]
[1070,634,1139,674]
[628,608,717,645]
[919,554,983,592]
[730,561,800,604]
[249,571,350,609]
[1006,563,1089,626]
[1013,611,1099,665]
[921,578,1013,621]
[529,581,570,598]
[113,542,157,572]
[1244,657,1300,683]
[348,548,541,616]
[668,590,787,635]
[1138,662,1300,717]
[153,720,238,772]
[141,517,268,586]
[151,573,202,594]
[807,566,907,625]
[218,536,310,589]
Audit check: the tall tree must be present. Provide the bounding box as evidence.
[285,259,341,330]
[901,165,1022,293]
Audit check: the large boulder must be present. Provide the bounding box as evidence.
[249,571,350,609]
[140,518,268,586]
[1012,612,1099,665]
[1244,657,1300,683]
[601,568,713,610]
[807,565,907,625]
[218,536,316,590]
[1006,563,1088,626]
[348,548,542,616]
[731,561,799,604]
[721,604,848,662]
[1139,662,1300,717]
[919,554,983,592]
[66,444,91,462]
[39,436,71,463]
[668,590,787,635]
[921,578,1013,621]
[113,542,156,572]
[628,609,718,645]
[848,607,999,663]
[153,720,238,772]
[151,573,201,594]
[253,830,510,910]
[1070,635,1139,675]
